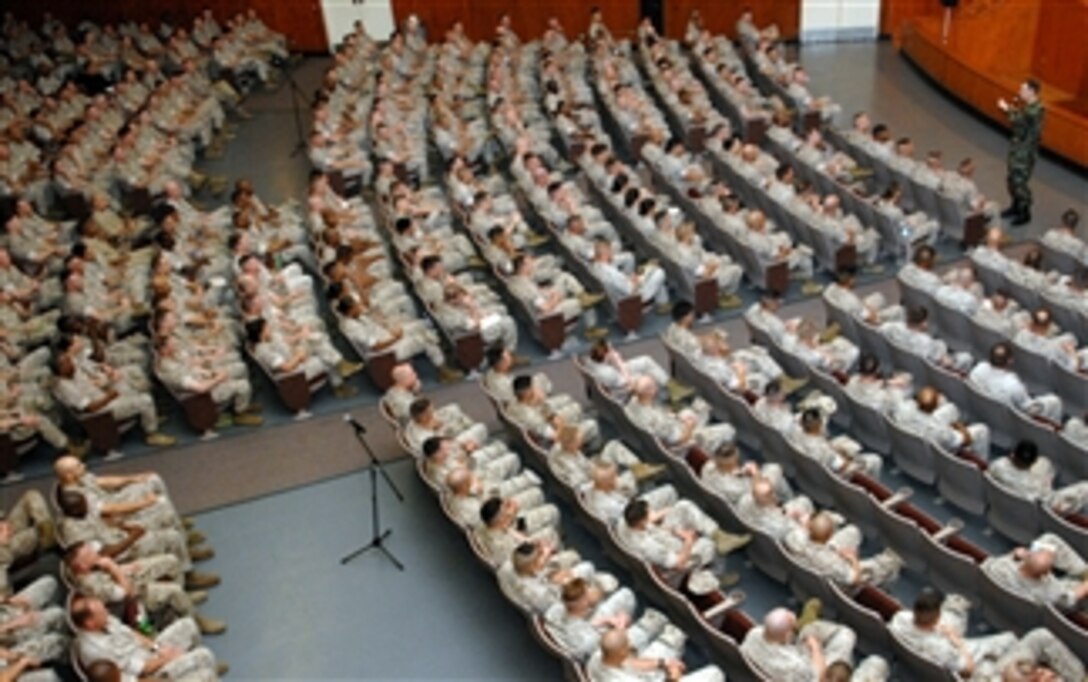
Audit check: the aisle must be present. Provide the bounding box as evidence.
[191,461,562,679]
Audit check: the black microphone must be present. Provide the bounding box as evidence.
[343,414,367,434]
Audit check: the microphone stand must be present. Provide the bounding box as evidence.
[285,66,310,159]
[340,417,405,570]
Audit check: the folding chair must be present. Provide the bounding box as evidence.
[529,617,589,682]
[934,445,988,516]
[1038,240,1083,278]
[1053,361,1088,416]
[790,448,837,508]
[1006,277,1042,312]
[1053,430,1088,481]
[886,417,938,484]
[782,549,834,608]
[1043,603,1088,664]
[963,380,1016,450]
[886,335,930,384]
[845,391,890,454]
[978,568,1045,633]
[854,321,892,369]
[809,369,851,430]
[926,360,971,411]
[932,302,973,352]
[825,579,892,656]
[821,296,859,345]
[1040,503,1088,558]
[920,531,983,602]
[1010,341,1057,397]
[896,274,930,316]
[754,418,798,478]
[935,191,962,234]
[827,473,879,538]
[744,529,791,585]
[890,629,961,681]
[1009,407,1061,461]
[873,502,927,575]
[970,321,1008,362]
[984,473,1042,545]
[913,184,941,222]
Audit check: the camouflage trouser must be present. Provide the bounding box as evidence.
[1006,149,1037,211]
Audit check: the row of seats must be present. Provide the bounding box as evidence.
[0,9,294,477]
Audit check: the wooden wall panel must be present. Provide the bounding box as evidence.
[663,0,801,41]
[879,0,940,40]
[1031,0,1088,97]
[390,0,640,42]
[14,0,327,53]
[901,20,1088,167]
[909,1,1040,76]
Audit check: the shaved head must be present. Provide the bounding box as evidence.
[634,376,658,399]
[808,512,835,544]
[600,627,629,659]
[1023,549,1055,579]
[763,607,796,642]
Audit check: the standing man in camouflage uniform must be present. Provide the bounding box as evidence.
[998,79,1044,227]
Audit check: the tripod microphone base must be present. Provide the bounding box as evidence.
[340,529,404,570]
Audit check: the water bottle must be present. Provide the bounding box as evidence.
[898,222,912,265]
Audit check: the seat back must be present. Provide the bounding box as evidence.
[1006,276,1042,311]
[935,192,967,237]
[886,417,938,484]
[890,628,961,682]
[1010,341,1056,396]
[896,274,928,311]
[1044,291,1088,342]
[926,360,971,410]
[754,418,798,477]
[932,302,973,352]
[934,445,987,516]
[1043,603,1088,664]
[1054,361,1088,416]
[970,321,1009,361]
[978,567,1045,633]
[844,390,889,453]
[1009,407,1060,461]
[920,531,983,602]
[886,334,930,382]
[827,474,879,538]
[826,578,892,656]
[873,503,926,575]
[744,529,791,584]
[1054,430,1088,481]
[914,184,941,220]
[964,380,1016,450]
[769,334,812,382]
[529,617,586,682]
[1040,503,1088,559]
[809,369,851,430]
[821,297,859,346]
[790,448,837,508]
[984,473,1042,545]
[725,393,763,452]
[782,546,834,607]
[973,259,1006,294]
[855,321,892,368]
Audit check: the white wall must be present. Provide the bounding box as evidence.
[801,0,881,43]
[320,0,396,51]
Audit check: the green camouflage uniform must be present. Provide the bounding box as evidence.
[1006,100,1044,214]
